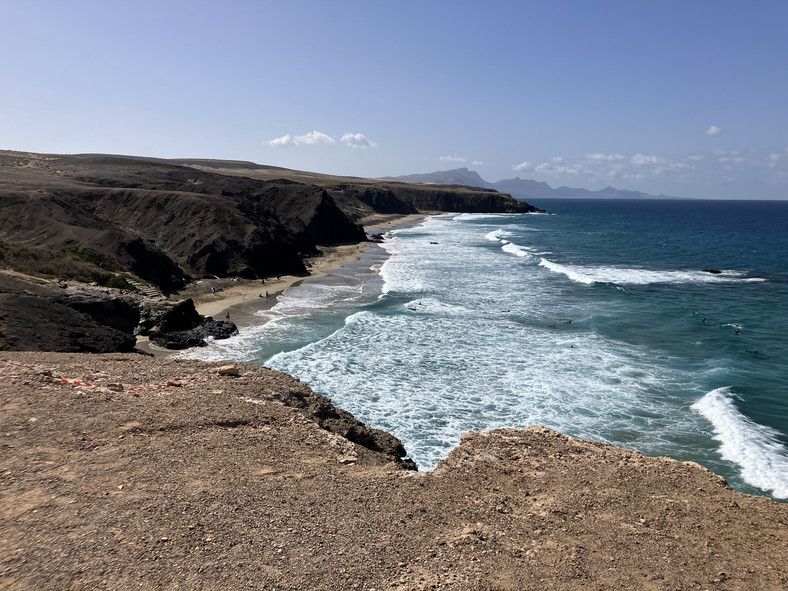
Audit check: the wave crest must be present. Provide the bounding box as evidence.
[691,387,788,499]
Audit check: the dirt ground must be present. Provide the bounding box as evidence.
[1,352,786,590]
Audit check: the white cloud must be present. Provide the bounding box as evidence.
[471,160,483,166]
[631,154,662,166]
[513,161,533,172]
[706,125,723,136]
[297,130,335,145]
[585,153,625,162]
[268,130,336,148]
[341,132,376,148]
[268,134,297,148]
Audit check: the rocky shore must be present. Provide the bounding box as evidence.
[2,352,786,590]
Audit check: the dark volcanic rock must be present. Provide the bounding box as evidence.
[0,292,136,353]
[265,378,414,468]
[332,185,419,215]
[145,298,238,349]
[387,184,542,213]
[0,274,139,353]
[151,318,238,349]
[55,291,141,334]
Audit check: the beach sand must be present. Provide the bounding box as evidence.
[138,213,425,356]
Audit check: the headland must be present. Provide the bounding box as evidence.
[2,352,786,589]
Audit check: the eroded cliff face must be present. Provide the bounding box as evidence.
[1,353,786,590]
[0,153,365,288]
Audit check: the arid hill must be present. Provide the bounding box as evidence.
[0,151,539,290]
[1,352,786,590]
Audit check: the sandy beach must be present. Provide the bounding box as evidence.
[181,213,424,327]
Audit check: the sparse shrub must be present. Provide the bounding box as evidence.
[0,240,137,290]
[103,274,136,291]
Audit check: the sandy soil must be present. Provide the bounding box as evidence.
[1,352,786,590]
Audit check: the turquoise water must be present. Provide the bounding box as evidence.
[184,199,788,500]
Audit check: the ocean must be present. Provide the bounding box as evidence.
[182,198,788,501]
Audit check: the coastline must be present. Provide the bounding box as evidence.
[138,213,425,357]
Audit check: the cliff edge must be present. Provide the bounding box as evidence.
[1,353,785,590]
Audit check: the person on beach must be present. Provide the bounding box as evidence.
[266,291,269,298]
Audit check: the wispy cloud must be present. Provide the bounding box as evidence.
[705,125,723,136]
[440,155,482,166]
[513,152,693,182]
[268,130,336,148]
[341,132,376,148]
[586,153,625,162]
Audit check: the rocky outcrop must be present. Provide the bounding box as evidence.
[263,374,416,469]
[140,298,238,349]
[330,184,419,216]
[0,273,239,353]
[0,274,138,353]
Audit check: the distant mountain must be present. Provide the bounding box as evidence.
[392,168,683,201]
[392,168,492,189]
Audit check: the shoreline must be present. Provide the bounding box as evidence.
[139,213,426,356]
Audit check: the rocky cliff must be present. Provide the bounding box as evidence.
[0,152,365,289]
[1,152,541,291]
[1,352,786,590]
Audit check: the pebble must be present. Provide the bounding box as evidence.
[217,365,239,376]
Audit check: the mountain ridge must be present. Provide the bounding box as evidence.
[391,167,685,200]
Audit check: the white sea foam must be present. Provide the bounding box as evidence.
[539,258,752,286]
[484,229,510,242]
[501,242,535,258]
[692,387,788,499]
[267,301,706,471]
[452,213,509,221]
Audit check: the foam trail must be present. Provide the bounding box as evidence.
[692,387,788,498]
[539,259,754,286]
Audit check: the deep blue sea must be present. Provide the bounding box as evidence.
[184,199,788,500]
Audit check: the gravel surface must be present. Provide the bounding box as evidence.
[2,352,787,590]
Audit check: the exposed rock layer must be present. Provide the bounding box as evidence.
[1,352,786,590]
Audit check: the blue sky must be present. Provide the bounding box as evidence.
[2,1,787,199]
